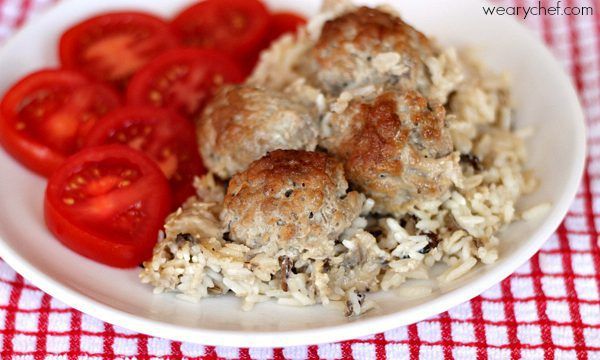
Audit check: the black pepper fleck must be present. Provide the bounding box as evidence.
[460,153,482,171]
[419,232,441,254]
[175,233,195,245]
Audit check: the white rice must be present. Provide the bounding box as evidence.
[140,3,547,317]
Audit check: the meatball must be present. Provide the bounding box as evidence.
[197,85,319,179]
[301,7,433,96]
[221,150,364,258]
[320,90,461,215]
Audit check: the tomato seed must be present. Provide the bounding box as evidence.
[231,14,246,30]
[149,91,161,103]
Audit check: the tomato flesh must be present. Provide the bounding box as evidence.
[265,12,307,45]
[126,48,244,120]
[242,12,307,76]
[0,69,120,176]
[59,12,178,89]
[172,0,269,57]
[44,145,171,267]
[84,107,206,207]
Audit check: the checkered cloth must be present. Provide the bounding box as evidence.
[0,0,598,358]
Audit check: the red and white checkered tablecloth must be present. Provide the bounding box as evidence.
[0,0,599,358]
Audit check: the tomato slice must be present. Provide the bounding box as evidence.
[0,69,121,177]
[44,145,171,268]
[84,106,206,207]
[59,12,179,89]
[265,12,307,45]
[242,12,307,76]
[171,0,269,57]
[126,48,244,120]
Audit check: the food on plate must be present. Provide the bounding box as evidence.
[172,0,270,57]
[0,69,120,176]
[59,12,178,89]
[0,0,307,268]
[299,6,433,97]
[83,106,205,207]
[320,90,461,216]
[265,12,308,46]
[142,152,385,314]
[197,84,319,179]
[221,150,364,257]
[142,1,543,316]
[126,48,244,120]
[0,0,544,315]
[241,12,308,76]
[44,145,171,268]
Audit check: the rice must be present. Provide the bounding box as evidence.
[140,3,546,317]
[521,203,552,221]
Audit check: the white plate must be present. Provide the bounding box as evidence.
[0,0,585,347]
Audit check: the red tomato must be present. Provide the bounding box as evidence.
[242,12,307,76]
[84,107,205,207]
[126,48,244,120]
[171,0,269,57]
[59,12,179,89]
[265,12,307,45]
[44,145,171,268]
[0,69,121,177]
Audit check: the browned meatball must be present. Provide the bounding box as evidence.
[320,90,461,215]
[221,150,364,258]
[301,7,433,95]
[197,85,319,179]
